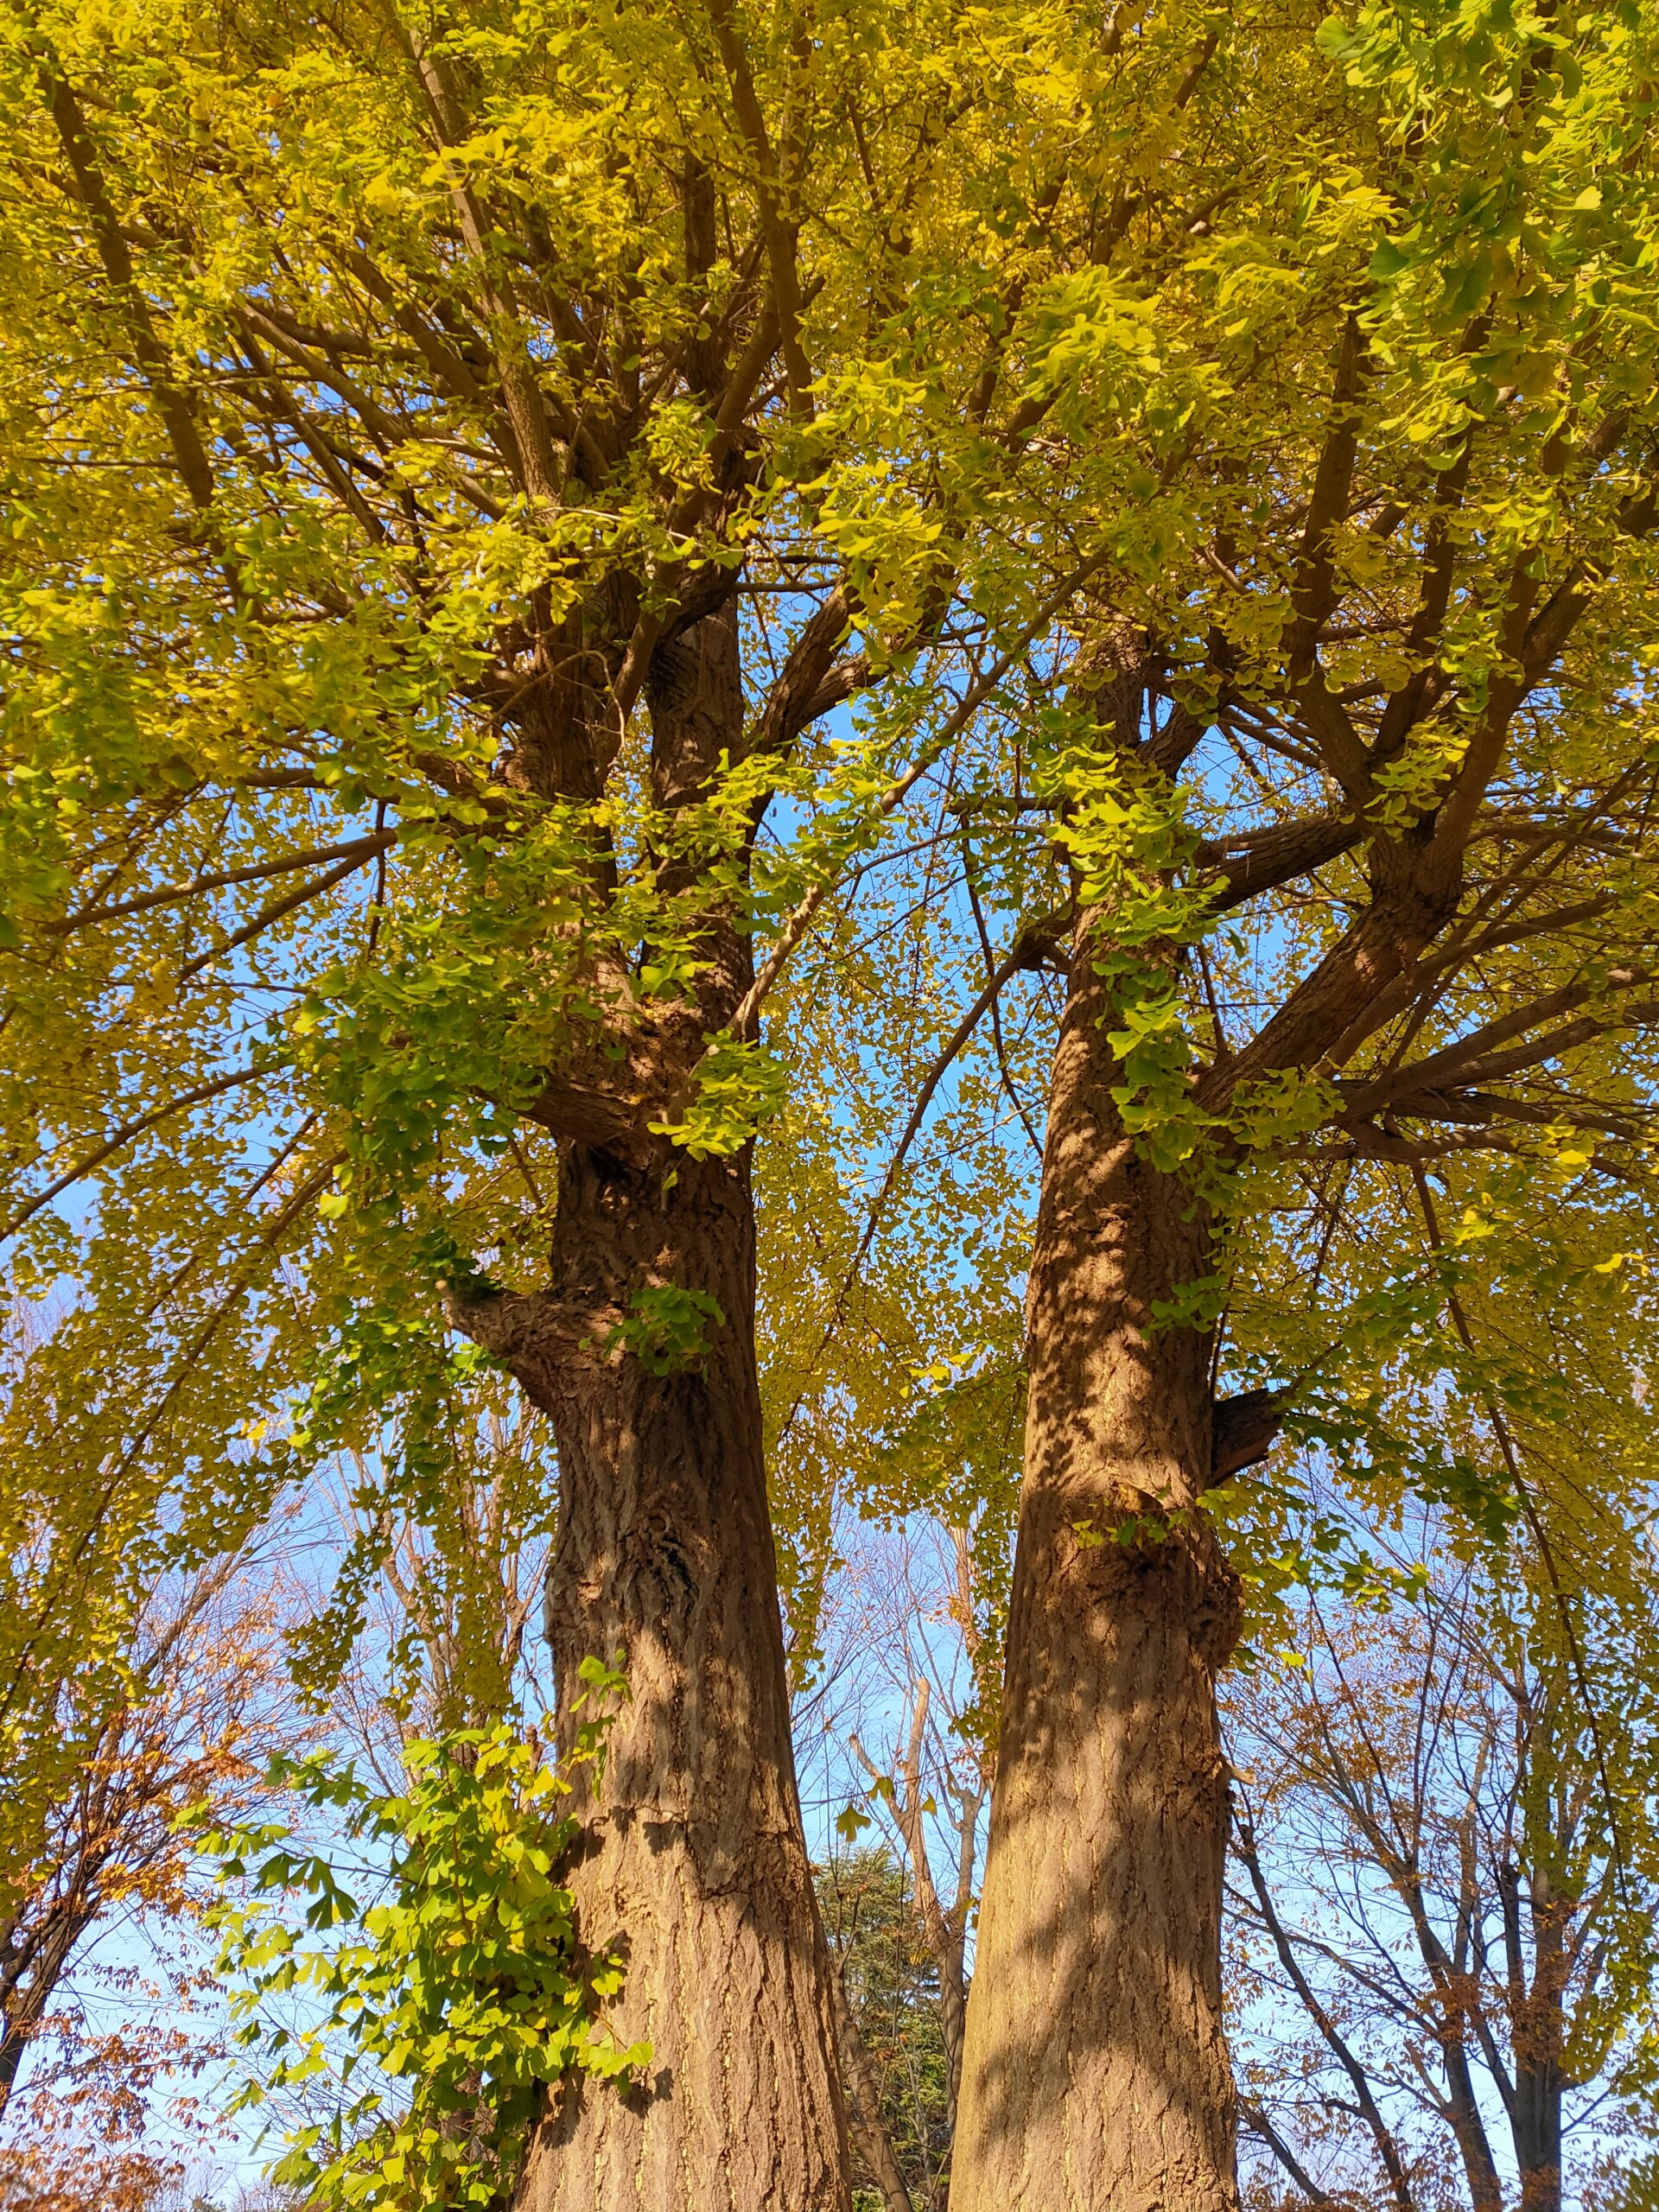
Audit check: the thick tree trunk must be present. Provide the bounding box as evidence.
[496,1146,848,2211]
[950,919,1243,2212]
[454,607,850,2211]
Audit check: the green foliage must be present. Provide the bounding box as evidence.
[207,1667,643,2212]
[650,1033,790,1161]
[2,5,1659,2191]
[0,0,1140,1738]
[601,1286,725,1376]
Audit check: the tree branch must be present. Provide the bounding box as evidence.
[44,70,216,518]
[174,847,385,982]
[1,1066,270,1240]
[752,588,867,757]
[45,833,397,937]
[1237,2100,1341,2205]
[1235,1819,1419,2212]
[1199,814,1362,912]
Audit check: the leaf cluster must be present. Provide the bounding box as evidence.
[206,1663,642,2212]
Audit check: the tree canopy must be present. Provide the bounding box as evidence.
[4,0,1659,2205]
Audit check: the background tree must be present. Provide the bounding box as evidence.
[0,1534,293,2212]
[1226,1536,1657,2212]
[798,1516,996,2211]
[817,1849,952,2212]
[0,1559,284,2126]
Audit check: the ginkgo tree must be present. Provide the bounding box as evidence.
[0,0,1287,2206]
[0,0,969,2197]
[909,13,1659,2212]
[713,2,1659,2202]
[8,3,1659,2212]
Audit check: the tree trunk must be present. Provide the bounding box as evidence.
[0,1891,99,2124]
[950,918,1242,2212]
[454,607,851,2211]
[494,1144,848,2211]
[1513,1886,1568,2212]
[830,1958,916,2212]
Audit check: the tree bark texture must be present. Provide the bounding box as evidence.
[454,609,850,2211]
[950,916,1243,2212]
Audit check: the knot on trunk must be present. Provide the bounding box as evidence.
[441,1281,601,1414]
[1207,1389,1282,1488]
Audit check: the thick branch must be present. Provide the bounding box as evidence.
[1199,814,1361,912]
[1338,977,1656,1122]
[1427,478,1657,877]
[752,588,866,757]
[45,72,216,518]
[702,0,812,406]
[827,1966,914,2212]
[1283,317,1374,798]
[1208,1389,1282,1487]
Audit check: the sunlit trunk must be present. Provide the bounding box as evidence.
[502,1143,849,2212]
[951,915,1242,2212]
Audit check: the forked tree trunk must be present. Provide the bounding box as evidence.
[950,918,1243,2212]
[454,609,850,2210]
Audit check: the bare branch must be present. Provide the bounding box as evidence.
[1237,2100,1341,2205]
[1235,1818,1419,2212]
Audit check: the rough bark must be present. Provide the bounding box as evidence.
[454,608,850,2211]
[950,917,1243,2212]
